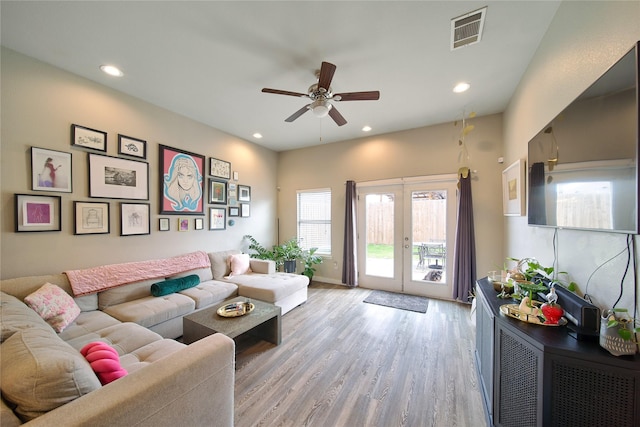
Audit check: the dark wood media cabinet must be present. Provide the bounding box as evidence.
[475,277,640,427]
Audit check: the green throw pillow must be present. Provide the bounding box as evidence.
[151,274,200,297]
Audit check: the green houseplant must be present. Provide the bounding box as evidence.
[300,247,323,282]
[243,235,322,276]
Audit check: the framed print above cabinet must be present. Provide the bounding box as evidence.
[71,124,107,152]
[160,145,205,215]
[210,157,231,180]
[89,153,149,200]
[118,134,147,159]
[31,147,72,193]
[74,201,110,235]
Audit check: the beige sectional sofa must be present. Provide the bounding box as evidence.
[0,249,309,425]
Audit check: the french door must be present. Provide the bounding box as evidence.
[356,176,457,299]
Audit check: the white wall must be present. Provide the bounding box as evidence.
[503,1,640,312]
[0,48,278,279]
[278,113,505,287]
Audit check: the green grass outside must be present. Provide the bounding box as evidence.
[367,243,423,261]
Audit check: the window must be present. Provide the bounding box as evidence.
[297,188,331,255]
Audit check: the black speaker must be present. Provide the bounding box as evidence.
[553,285,600,337]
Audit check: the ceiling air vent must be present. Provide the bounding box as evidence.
[451,6,487,50]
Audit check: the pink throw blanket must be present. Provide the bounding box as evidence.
[65,251,211,296]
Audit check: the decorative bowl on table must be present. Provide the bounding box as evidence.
[217,301,255,318]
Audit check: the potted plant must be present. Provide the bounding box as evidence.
[600,308,640,356]
[276,238,302,273]
[300,247,323,283]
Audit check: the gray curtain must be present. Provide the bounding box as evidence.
[342,180,358,287]
[452,173,476,302]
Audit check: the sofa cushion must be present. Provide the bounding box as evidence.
[102,294,195,329]
[209,250,240,280]
[228,253,251,277]
[151,274,200,297]
[119,338,186,374]
[1,291,53,343]
[57,311,121,344]
[0,328,101,421]
[24,283,81,333]
[98,279,156,309]
[179,280,238,309]
[63,322,164,354]
[169,266,213,282]
[227,273,309,303]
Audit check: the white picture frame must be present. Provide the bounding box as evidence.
[89,153,149,200]
[502,159,526,216]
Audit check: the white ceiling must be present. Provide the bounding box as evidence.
[0,1,560,152]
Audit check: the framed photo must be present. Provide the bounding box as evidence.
[89,153,149,200]
[229,206,240,217]
[240,203,250,218]
[238,185,251,202]
[178,218,189,231]
[210,157,231,179]
[228,183,237,206]
[31,147,72,193]
[118,134,147,159]
[160,145,205,215]
[209,207,226,230]
[502,159,526,216]
[15,194,61,232]
[159,218,170,231]
[71,124,107,152]
[194,217,204,230]
[120,202,150,236]
[74,201,109,235]
[209,179,227,204]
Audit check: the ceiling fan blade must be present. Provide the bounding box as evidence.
[334,91,380,101]
[328,106,347,126]
[285,104,310,122]
[317,62,337,91]
[262,88,307,98]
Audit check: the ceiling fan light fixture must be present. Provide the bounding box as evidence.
[311,99,332,118]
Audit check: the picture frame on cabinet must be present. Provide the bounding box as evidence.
[74,201,109,235]
[159,145,205,215]
[15,194,61,232]
[89,153,149,200]
[31,147,72,193]
[118,134,147,159]
[71,124,107,152]
[209,207,226,230]
[210,157,231,180]
[120,202,150,236]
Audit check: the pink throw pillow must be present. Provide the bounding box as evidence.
[24,282,81,332]
[228,253,251,277]
[80,342,128,385]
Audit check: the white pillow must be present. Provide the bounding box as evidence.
[228,253,251,277]
[24,282,81,333]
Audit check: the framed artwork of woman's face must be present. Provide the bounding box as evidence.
[159,145,205,215]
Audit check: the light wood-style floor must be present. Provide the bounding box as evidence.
[234,283,487,427]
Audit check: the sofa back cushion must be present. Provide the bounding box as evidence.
[0,327,101,421]
[98,279,155,309]
[169,266,213,282]
[208,250,241,280]
[0,292,53,343]
[0,274,98,311]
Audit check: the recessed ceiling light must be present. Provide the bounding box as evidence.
[453,82,470,93]
[362,126,372,132]
[253,133,263,139]
[100,65,123,77]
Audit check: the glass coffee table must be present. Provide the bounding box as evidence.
[182,297,281,345]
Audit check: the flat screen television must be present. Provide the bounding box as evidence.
[527,41,639,234]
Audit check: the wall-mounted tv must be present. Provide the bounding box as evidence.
[527,41,639,234]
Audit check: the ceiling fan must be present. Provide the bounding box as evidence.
[261,61,380,126]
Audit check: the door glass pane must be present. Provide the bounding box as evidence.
[365,193,394,278]
[411,190,447,282]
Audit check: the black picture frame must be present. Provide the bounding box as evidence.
[210,157,231,179]
[159,145,205,215]
[159,218,170,231]
[15,193,62,232]
[120,202,150,236]
[31,147,73,193]
[71,124,107,152]
[88,153,149,200]
[209,178,227,204]
[74,201,110,235]
[238,185,251,202]
[228,206,240,217]
[209,207,226,230]
[118,134,147,159]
